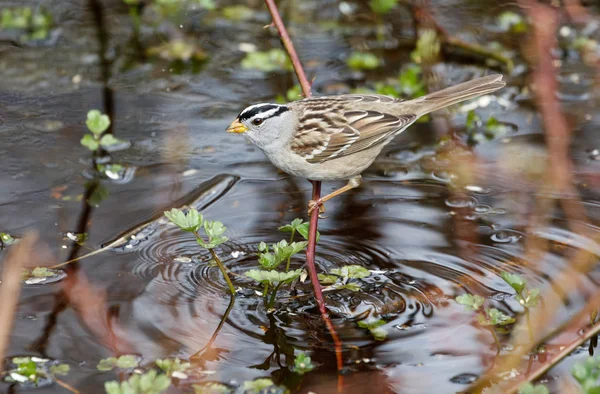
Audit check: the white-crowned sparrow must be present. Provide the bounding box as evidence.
[226,74,505,214]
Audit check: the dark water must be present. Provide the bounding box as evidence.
[1,1,600,393]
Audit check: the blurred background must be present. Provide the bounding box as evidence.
[1,0,600,393]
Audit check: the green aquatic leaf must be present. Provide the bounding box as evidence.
[358,318,387,341]
[296,222,320,242]
[100,134,126,148]
[164,208,202,232]
[398,64,425,98]
[155,358,190,376]
[368,0,397,14]
[104,370,171,394]
[521,288,541,308]
[518,383,549,394]
[455,293,485,311]
[245,269,302,285]
[501,272,527,294]
[347,52,380,71]
[498,11,527,33]
[30,267,55,278]
[0,232,16,245]
[293,352,315,375]
[411,29,440,64]
[318,273,338,284]
[331,265,370,279]
[193,383,231,394]
[479,308,515,326]
[278,218,304,233]
[81,134,99,151]
[50,363,70,376]
[222,5,254,21]
[241,378,275,393]
[241,49,292,72]
[97,355,139,371]
[86,110,111,136]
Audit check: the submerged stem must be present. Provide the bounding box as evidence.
[208,248,236,296]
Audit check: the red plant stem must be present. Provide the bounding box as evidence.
[264,0,343,378]
[264,0,312,97]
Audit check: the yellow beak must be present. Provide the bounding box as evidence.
[226,119,248,134]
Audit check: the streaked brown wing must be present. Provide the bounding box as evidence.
[301,110,416,163]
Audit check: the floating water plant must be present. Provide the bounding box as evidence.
[518,383,549,394]
[97,355,140,371]
[358,318,388,341]
[241,48,293,72]
[3,357,70,386]
[164,208,235,295]
[292,352,315,375]
[0,6,53,42]
[456,292,515,354]
[572,356,600,394]
[104,370,171,394]
[347,51,381,71]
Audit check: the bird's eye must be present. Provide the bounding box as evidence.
[252,118,264,126]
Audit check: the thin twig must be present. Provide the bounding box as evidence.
[264,0,312,96]
[0,233,36,370]
[55,377,81,394]
[263,0,343,378]
[209,249,236,296]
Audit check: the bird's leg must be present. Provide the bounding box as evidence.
[308,175,362,216]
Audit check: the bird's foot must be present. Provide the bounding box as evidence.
[308,199,327,218]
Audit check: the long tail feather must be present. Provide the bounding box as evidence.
[410,74,505,117]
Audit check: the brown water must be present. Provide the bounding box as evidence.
[1,1,600,393]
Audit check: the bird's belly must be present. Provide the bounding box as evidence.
[266,144,382,181]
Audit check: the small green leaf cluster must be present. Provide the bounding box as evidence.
[292,352,315,375]
[241,378,284,394]
[147,39,207,62]
[245,269,303,286]
[3,357,70,385]
[104,370,171,394]
[222,5,254,21]
[518,383,549,394]
[455,293,515,333]
[497,11,528,34]
[148,0,215,17]
[358,318,387,341]
[21,267,60,284]
[97,355,140,371]
[368,0,398,14]
[465,110,512,145]
[318,264,371,292]
[347,52,381,71]
[278,218,319,242]
[276,84,302,103]
[411,29,440,65]
[1,232,17,246]
[155,358,191,377]
[193,382,231,393]
[501,272,541,308]
[81,110,126,151]
[572,356,600,394]
[241,49,293,72]
[164,208,228,249]
[356,64,425,101]
[0,7,53,42]
[257,240,308,270]
[245,218,315,307]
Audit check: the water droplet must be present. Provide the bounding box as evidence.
[491,230,522,243]
[474,204,492,214]
[588,149,600,160]
[173,256,192,263]
[450,373,478,384]
[445,194,477,208]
